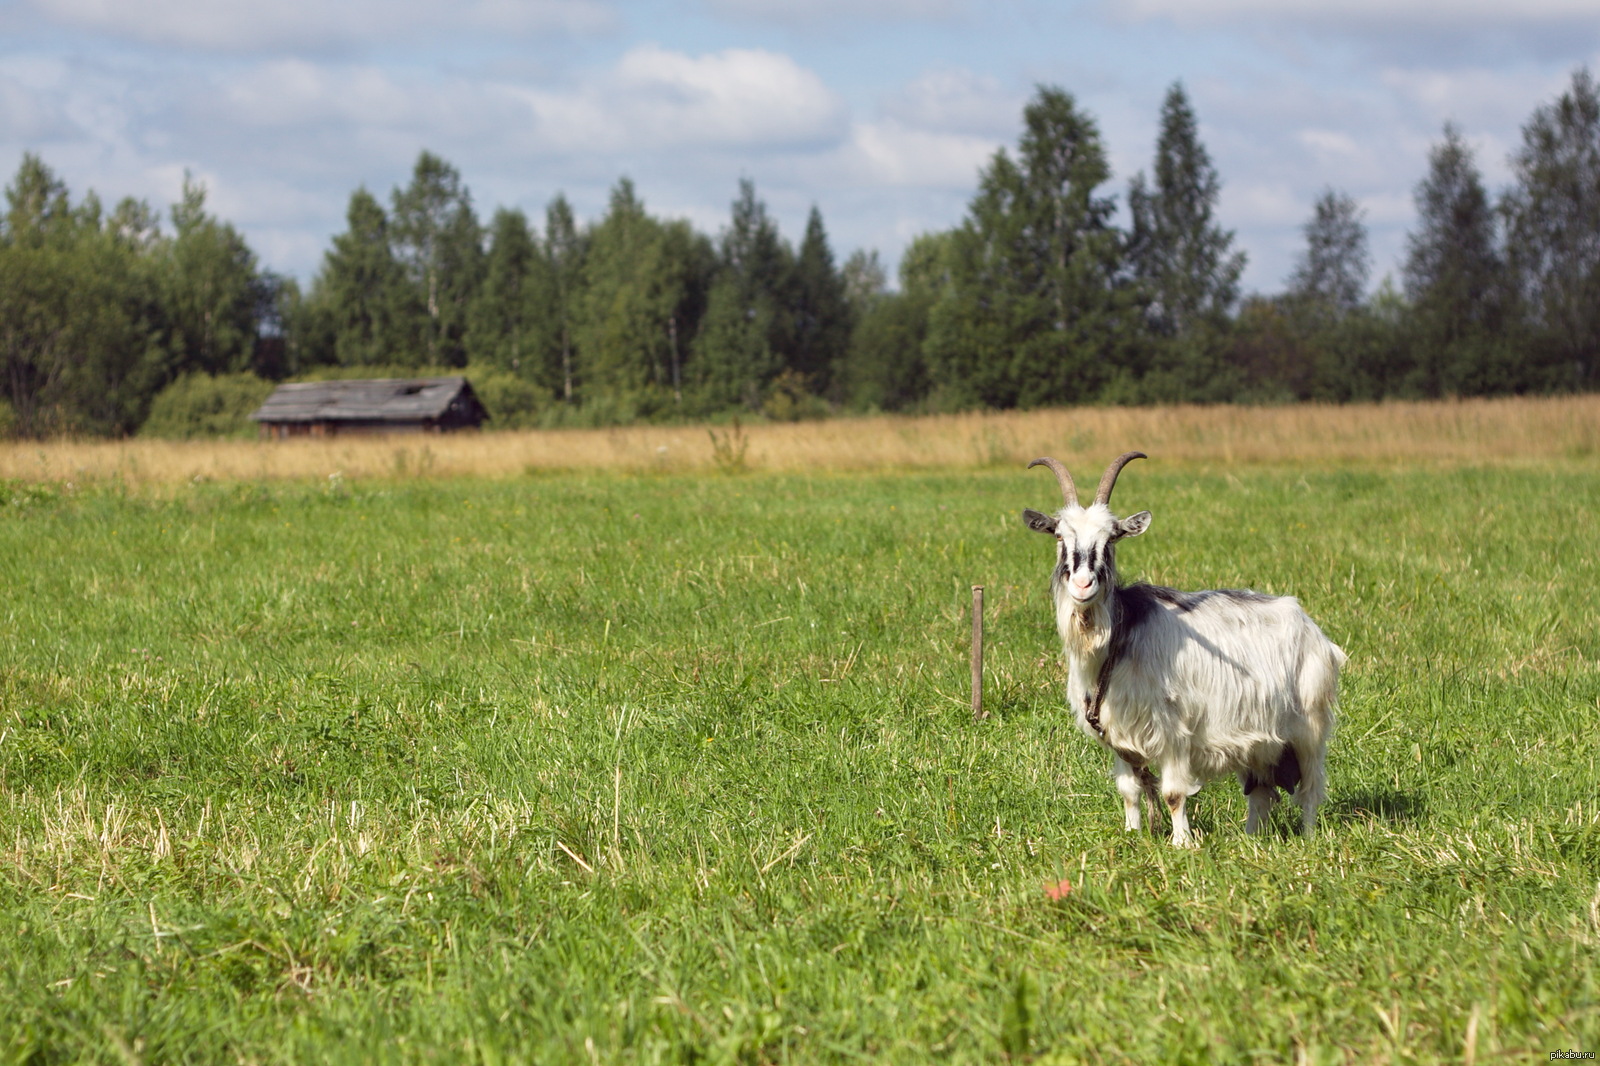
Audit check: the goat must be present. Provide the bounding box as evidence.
[1022,452,1344,846]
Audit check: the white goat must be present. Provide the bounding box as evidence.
[1022,452,1344,846]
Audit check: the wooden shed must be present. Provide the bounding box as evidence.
[250,376,489,439]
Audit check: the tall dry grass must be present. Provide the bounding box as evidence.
[4,395,1597,487]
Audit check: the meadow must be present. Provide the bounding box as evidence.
[5,393,1599,486]
[2,403,1598,1063]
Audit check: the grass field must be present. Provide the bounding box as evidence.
[2,422,1599,1061]
[4,393,1599,485]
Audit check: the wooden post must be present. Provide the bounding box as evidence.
[971,584,986,721]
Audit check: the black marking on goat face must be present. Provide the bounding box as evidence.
[1092,542,1114,588]
[1053,553,1075,594]
[1054,535,1117,590]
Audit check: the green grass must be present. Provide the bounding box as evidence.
[2,465,1597,1063]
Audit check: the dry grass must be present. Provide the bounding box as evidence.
[4,394,1598,486]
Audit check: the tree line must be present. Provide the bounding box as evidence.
[3,69,1599,438]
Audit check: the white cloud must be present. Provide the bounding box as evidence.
[1296,128,1365,163]
[22,0,615,50]
[1360,190,1413,226]
[10,0,1587,302]
[703,0,966,25]
[1122,0,1599,25]
[611,45,845,147]
[221,61,419,129]
[1225,182,1304,228]
[1379,65,1575,132]
[193,45,846,160]
[838,119,997,188]
[799,66,1013,191]
[881,68,1020,137]
[513,45,848,153]
[0,73,74,142]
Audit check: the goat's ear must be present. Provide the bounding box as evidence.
[1021,508,1057,535]
[1117,510,1152,538]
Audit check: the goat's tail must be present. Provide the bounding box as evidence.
[1289,629,1345,836]
[1294,627,1344,753]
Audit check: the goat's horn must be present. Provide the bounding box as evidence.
[1027,457,1078,508]
[1093,451,1147,507]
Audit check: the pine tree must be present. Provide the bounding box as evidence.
[467,207,545,374]
[839,239,942,412]
[0,156,161,436]
[1402,124,1508,395]
[925,86,1134,408]
[655,219,715,403]
[313,188,408,366]
[1289,189,1369,316]
[1502,66,1600,390]
[789,206,850,398]
[544,194,585,403]
[577,179,661,399]
[1284,190,1404,401]
[692,179,792,411]
[2,153,72,248]
[1128,83,1245,336]
[1126,83,1245,400]
[160,174,261,378]
[390,152,483,366]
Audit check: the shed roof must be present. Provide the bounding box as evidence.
[250,376,482,424]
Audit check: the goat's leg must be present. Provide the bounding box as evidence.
[1138,766,1161,836]
[1166,793,1193,847]
[1245,786,1276,835]
[1112,756,1146,832]
[1161,765,1201,847]
[1291,744,1327,838]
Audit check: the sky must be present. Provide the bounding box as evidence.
[2,0,1597,296]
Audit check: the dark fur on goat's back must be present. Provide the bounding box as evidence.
[1104,583,1287,683]
[1137,584,1277,614]
[1111,582,1174,639]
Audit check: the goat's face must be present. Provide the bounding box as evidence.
[1022,503,1151,609]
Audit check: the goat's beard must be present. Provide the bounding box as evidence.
[1057,590,1113,662]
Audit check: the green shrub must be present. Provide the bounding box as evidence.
[762,369,832,422]
[464,367,553,430]
[140,373,277,439]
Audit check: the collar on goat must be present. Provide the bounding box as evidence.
[1084,595,1156,780]
[1083,592,1134,738]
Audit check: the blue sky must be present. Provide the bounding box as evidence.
[2,0,1596,295]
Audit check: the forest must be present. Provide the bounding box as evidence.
[2,69,1598,439]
